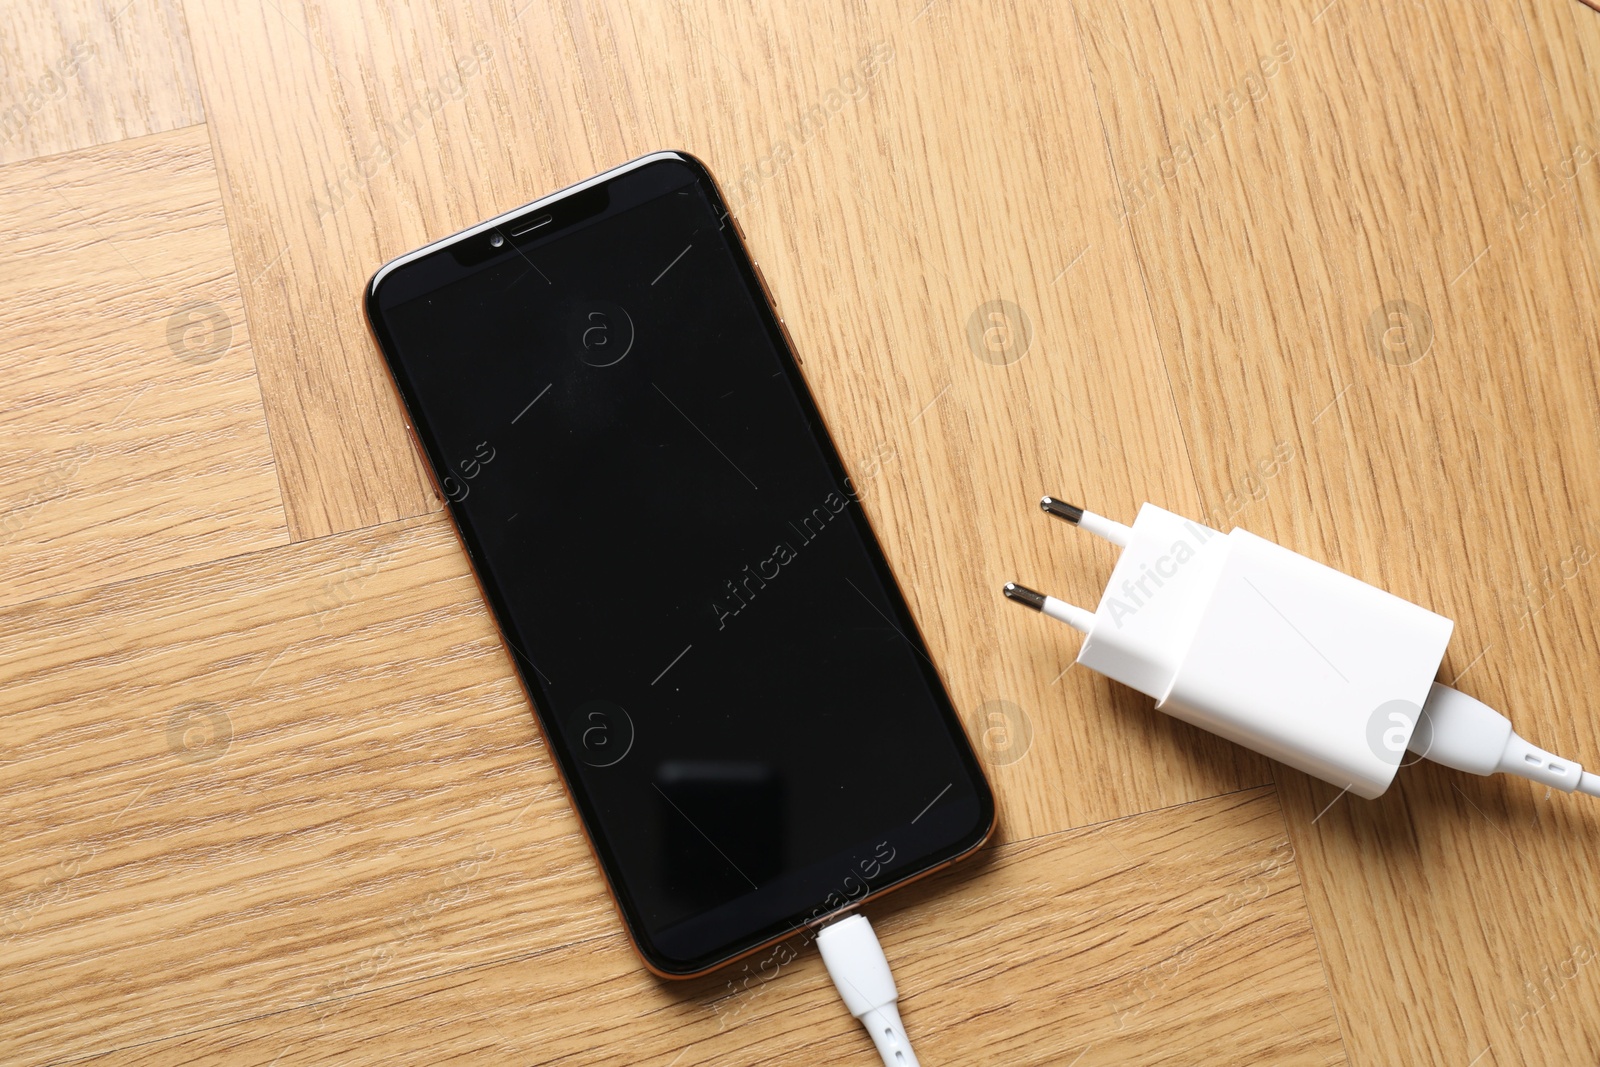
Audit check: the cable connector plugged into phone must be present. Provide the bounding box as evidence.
[1006,497,1600,801]
[817,913,921,1067]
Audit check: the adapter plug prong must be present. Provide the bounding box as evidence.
[1040,496,1084,524]
[1039,495,1132,547]
[1002,581,1095,634]
[1003,582,1047,610]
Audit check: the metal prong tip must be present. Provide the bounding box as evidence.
[1002,582,1047,611]
[1040,496,1085,524]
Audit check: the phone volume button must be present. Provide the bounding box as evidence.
[753,262,799,363]
[778,317,801,364]
[753,261,776,304]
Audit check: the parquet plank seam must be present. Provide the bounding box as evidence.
[11,1,1600,1063]
[33,787,1284,1066]
[1270,766,1356,1067]
[193,116,298,543]
[0,508,435,619]
[0,121,208,176]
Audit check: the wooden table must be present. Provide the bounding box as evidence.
[5,0,1599,1063]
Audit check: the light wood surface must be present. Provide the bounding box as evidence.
[0,0,203,166]
[102,790,1344,1066]
[0,125,286,608]
[3,0,1598,1064]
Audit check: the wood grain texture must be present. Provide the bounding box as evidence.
[0,0,204,165]
[1521,0,1600,260]
[2,0,1598,1063]
[180,0,1270,839]
[735,0,1278,838]
[0,513,610,1063]
[0,124,287,608]
[65,790,1344,1067]
[1081,1,1600,1063]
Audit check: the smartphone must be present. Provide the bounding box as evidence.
[364,152,994,977]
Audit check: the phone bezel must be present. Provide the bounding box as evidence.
[364,151,996,977]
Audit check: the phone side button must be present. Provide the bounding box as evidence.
[753,261,775,304]
[754,263,800,364]
[778,317,802,364]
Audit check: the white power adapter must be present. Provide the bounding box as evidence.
[815,497,1597,1067]
[1007,498,1600,800]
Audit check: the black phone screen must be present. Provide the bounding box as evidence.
[366,154,992,975]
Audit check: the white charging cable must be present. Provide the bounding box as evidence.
[816,914,921,1066]
[1006,497,1600,801]
[1413,682,1600,796]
